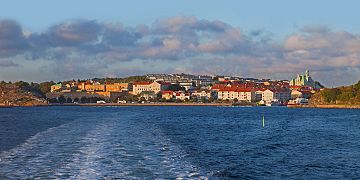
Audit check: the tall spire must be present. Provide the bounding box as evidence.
[305,69,309,77]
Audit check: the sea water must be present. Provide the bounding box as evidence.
[0,106,360,179]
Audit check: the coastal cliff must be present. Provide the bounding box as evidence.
[0,82,47,107]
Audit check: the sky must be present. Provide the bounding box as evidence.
[0,0,360,87]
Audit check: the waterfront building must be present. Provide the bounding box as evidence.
[291,90,313,99]
[262,89,291,103]
[161,91,174,100]
[175,91,190,100]
[191,90,213,100]
[133,81,170,95]
[217,87,255,102]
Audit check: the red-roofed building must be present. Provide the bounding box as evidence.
[175,91,190,100]
[162,90,174,100]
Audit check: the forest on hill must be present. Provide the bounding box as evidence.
[310,80,360,105]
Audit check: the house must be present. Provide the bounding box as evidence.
[133,81,170,95]
[191,90,213,100]
[50,83,65,92]
[175,91,190,100]
[139,91,156,101]
[262,89,291,103]
[291,90,313,99]
[162,91,174,100]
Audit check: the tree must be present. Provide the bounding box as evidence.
[167,84,184,91]
[58,96,66,104]
[66,97,73,103]
[233,98,238,103]
[208,97,214,103]
[74,97,79,103]
[80,96,88,103]
[338,91,355,102]
[48,98,58,103]
[175,98,183,103]
[14,81,29,88]
[321,88,341,103]
[39,81,54,95]
[354,80,360,91]
[201,97,207,103]
[139,97,146,102]
[126,95,133,102]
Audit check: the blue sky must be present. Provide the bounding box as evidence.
[2,0,360,34]
[0,0,360,86]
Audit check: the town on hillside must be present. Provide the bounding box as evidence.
[47,70,324,106]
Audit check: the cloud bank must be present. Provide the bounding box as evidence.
[0,16,359,86]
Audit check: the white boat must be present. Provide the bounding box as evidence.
[265,99,281,106]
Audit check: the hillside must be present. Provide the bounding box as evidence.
[310,80,360,105]
[0,82,47,106]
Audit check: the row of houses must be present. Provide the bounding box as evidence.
[132,82,294,103]
[49,71,317,103]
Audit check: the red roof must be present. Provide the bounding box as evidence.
[134,82,152,85]
[211,84,227,90]
[218,87,253,92]
[162,90,174,95]
[155,81,171,85]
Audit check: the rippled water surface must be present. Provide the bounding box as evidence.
[0,106,360,179]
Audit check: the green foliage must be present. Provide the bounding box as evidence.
[337,91,355,102]
[58,96,66,103]
[14,81,30,88]
[39,81,54,94]
[166,84,185,91]
[354,80,360,91]
[321,88,340,103]
[319,80,360,104]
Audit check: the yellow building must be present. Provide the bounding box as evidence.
[50,83,65,92]
[105,83,131,92]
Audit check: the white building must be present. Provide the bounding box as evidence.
[175,91,190,100]
[191,90,213,99]
[132,81,170,95]
[262,89,291,103]
[217,87,255,102]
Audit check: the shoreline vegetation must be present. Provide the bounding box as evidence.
[288,104,360,109]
